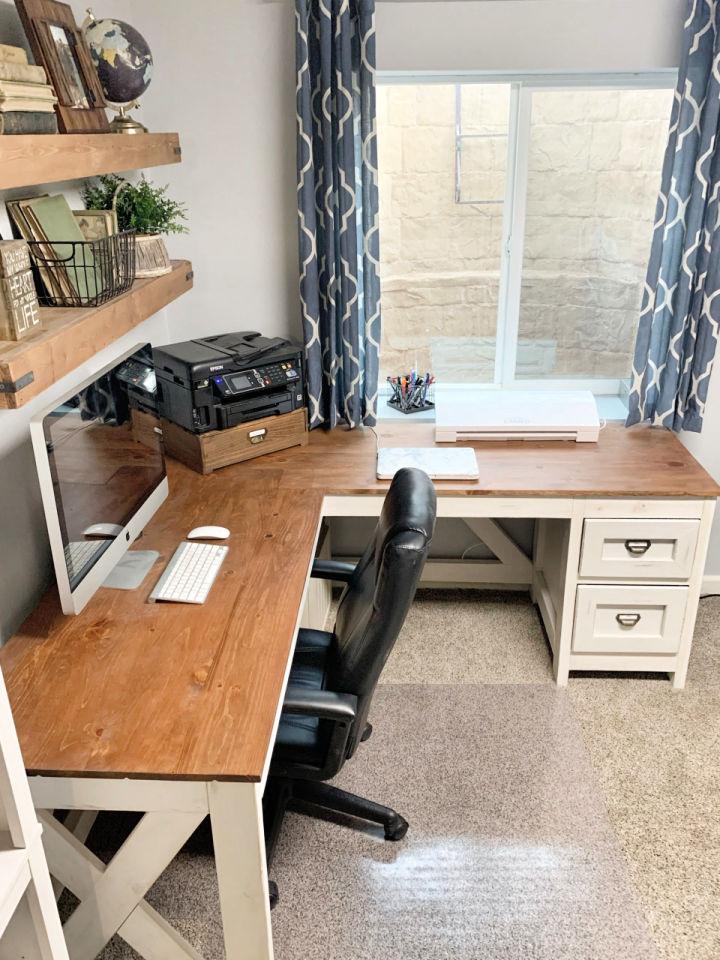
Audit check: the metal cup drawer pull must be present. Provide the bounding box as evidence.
[624,539,652,556]
[248,428,267,445]
[616,612,642,628]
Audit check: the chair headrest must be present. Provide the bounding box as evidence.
[377,467,437,550]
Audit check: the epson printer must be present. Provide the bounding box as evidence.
[153,332,305,434]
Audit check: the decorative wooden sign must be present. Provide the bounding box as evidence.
[0,269,42,341]
[0,239,31,278]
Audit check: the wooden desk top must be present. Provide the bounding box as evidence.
[1,422,717,783]
[259,421,720,499]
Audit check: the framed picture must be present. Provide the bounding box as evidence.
[72,209,118,242]
[15,0,109,133]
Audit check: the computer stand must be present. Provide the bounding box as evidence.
[102,550,160,591]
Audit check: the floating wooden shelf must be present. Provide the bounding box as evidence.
[0,260,193,409]
[0,132,182,191]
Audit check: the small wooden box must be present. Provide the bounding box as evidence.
[144,407,309,475]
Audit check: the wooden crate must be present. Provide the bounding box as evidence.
[157,407,308,475]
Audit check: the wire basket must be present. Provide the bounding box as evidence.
[27,230,136,308]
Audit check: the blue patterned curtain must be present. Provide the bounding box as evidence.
[295,0,380,429]
[627,1,720,432]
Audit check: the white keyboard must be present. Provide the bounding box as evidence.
[64,540,104,578]
[149,541,228,604]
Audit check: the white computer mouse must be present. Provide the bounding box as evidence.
[83,522,123,538]
[187,526,231,541]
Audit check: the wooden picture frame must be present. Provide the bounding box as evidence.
[72,208,118,241]
[15,0,109,133]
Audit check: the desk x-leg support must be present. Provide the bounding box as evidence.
[30,777,274,960]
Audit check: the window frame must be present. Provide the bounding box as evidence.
[377,70,678,398]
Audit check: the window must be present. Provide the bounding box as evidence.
[377,77,675,401]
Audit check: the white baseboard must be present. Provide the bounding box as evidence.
[701,574,720,597]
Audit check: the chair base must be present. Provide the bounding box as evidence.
[263,777,409,907]
[292,780,409,841]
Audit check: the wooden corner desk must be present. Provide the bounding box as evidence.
[0,422,717,960]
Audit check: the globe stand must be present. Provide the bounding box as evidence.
[109,103,148,135]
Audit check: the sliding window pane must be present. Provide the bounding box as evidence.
[377,83,510,384]
[516,88,673,381]
[457,83,509,203]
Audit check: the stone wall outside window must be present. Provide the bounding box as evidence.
[377,84,673,384]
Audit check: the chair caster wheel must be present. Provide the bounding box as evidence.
[384,814,409,841]
[269,880,279,910]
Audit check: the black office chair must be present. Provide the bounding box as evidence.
[263,466,436,907]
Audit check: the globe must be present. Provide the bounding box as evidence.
[84,15,153,107]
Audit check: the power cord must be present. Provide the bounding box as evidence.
[367,423,379,454]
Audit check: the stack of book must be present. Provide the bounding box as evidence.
[0,42,58,135]
[8,194,100,304]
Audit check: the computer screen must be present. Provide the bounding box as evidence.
[31,343,168,614]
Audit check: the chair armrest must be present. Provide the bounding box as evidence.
[311,559,356,583]
[276,688,358,780]
[282,687,357,721]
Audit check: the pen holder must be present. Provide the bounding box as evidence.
[386,373,435,415]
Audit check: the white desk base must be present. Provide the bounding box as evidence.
[31,777,274,960]
[324,494,716,689]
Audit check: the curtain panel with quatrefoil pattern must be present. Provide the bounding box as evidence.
[627,0,720,432]
[295,0,380,429]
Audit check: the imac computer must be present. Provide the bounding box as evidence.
[30,343,168,615]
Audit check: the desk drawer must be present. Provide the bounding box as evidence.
[573,585,687,655]
[579,519,699,581]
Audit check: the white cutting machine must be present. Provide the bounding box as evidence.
[434,389,601,443]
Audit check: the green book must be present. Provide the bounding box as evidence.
[25,195,100,303]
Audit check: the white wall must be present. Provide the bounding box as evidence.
[376,0,685,73]
[87,0,300,344]
[680,375,720,581]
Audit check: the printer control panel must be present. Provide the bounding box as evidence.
[214,361,301,397]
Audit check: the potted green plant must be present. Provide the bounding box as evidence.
[81,174,188,277]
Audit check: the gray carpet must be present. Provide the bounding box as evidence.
[270,684,655,960]
[83,591,720,960]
